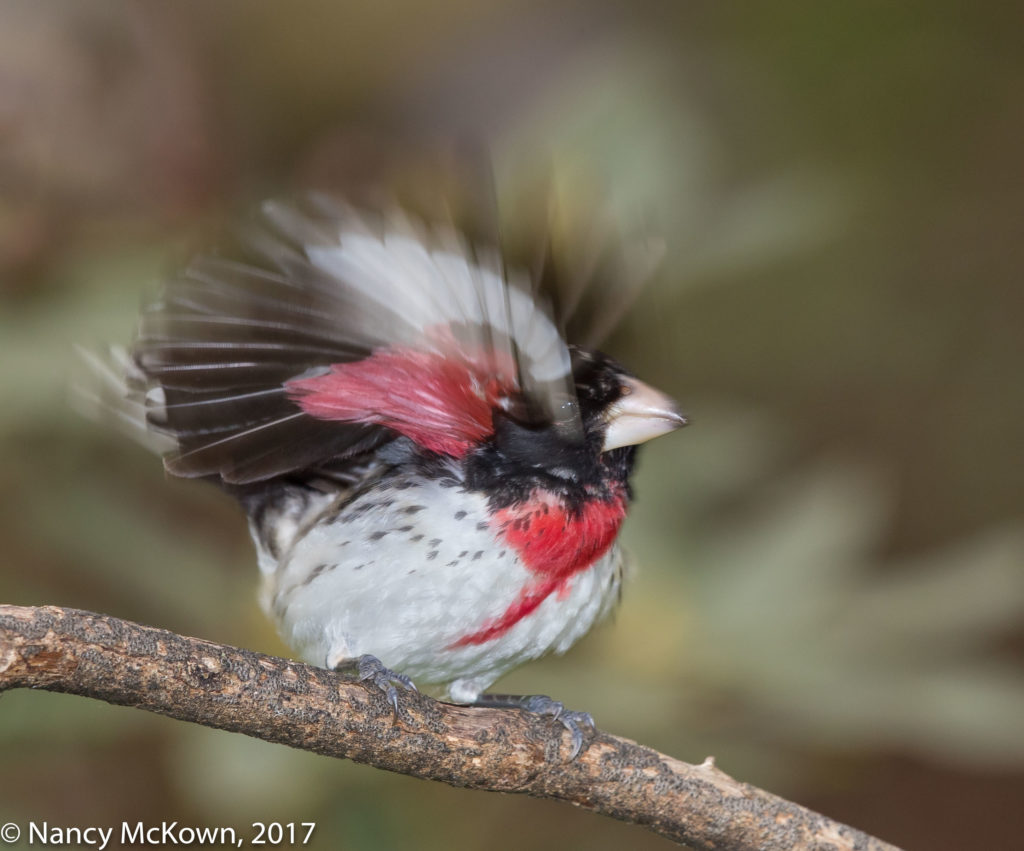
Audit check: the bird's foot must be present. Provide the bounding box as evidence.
[474,693,596,759]
[334,654,417,714]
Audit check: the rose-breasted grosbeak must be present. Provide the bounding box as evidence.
[112,194,685,755]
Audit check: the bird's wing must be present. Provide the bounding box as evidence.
[129,195,578,484]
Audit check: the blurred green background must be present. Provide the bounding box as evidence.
[2,2,1023,849]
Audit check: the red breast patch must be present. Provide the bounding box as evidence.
[450,490,626,647]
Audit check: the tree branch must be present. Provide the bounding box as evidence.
[0,604,900,850]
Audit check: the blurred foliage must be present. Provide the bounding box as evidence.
[2,2,1022,850]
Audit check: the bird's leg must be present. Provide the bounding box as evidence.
[332,654,417,714]
[473,693,596,759]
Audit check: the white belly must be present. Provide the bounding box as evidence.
[256,472,623,701]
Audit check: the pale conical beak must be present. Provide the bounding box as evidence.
[602,376,688,451]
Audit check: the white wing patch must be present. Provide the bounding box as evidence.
[264,200,573,409]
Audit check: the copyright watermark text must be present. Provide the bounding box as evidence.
[0,821,316,848]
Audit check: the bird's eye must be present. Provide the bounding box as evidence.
[554,397,581,432]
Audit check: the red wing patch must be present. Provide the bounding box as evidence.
[286,337,516,458]
[450,491,627,648]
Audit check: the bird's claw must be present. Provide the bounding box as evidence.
[522,695,595,759]
[476,693,596,759]
[352,654,417,714]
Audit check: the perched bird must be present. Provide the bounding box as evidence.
[102,194,686,755]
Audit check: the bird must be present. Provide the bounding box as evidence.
[100,192,686,756]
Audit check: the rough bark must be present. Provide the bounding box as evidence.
[0,604,901,850]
